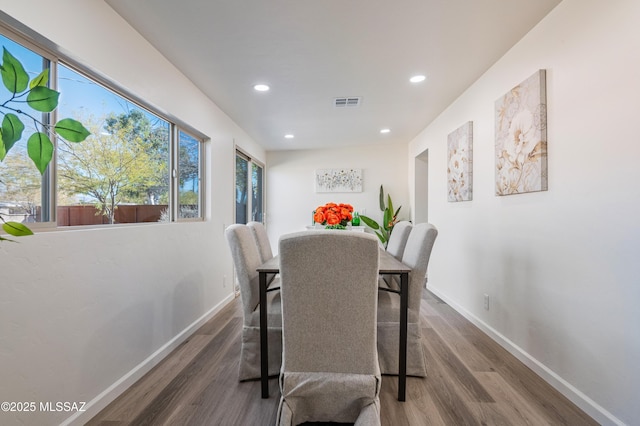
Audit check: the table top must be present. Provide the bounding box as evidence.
[257,248,410,274]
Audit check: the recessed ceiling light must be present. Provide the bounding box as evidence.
[254,84,270,92]
[284,134,294,139]
[380,128,391,134]
[409,75,426,83]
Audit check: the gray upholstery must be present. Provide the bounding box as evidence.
[386,221,413,260]
[225,224,282,381]
[377,222,438,377]
[277,231,381,425]
[382,221,413,290]
[247,221,274,263]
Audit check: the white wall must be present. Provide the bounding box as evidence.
[408,0,640,424]
[0,1,265,425]
[266,143,409,251]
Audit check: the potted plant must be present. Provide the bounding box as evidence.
[360,185,401,247]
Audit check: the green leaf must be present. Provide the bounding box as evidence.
[1,48,29,94]
[26,86,60,112]
[0,132,6,161]
[54,118,91,142]
[374,230,386,245]
[383,208,393,231]
[29,68,50,89]
[27,132,54,174]
[394,206,402,219]
[1,113,25,153]
[387,194,394,218]
[379,185,385,211]
[3,221,34,237]
[360,215,380,230]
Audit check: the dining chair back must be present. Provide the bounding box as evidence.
[401,222,438,321]
[276,230,381,425]
[386,220,413,260]
[247,221,273,263]
[377,222,438,377]
[225,224,282,381]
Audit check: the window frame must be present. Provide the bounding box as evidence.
[234,148,265,225]
[0,22,208,230]
[175,128,205,222]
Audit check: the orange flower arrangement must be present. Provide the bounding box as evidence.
[313,202,354,229]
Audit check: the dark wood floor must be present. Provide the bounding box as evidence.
[87,289,598,425]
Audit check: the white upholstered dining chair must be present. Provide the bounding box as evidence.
[276,230,382,425]
[385,220,413,260]
[382,220,413,290]
[224,224,282,381]
[377,222,438,377]
[247,221,273,263]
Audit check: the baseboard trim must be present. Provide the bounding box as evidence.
[428,285,624,426]
[62,292,236,426]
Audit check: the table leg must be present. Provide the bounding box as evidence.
[259,271,269,398]
[399,271,408,401]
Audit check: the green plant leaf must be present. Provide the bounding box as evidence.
[379,185,385,211]
[0,132,6,161]
[26,86,60,112]
[374,230,386,245]
[54,118,91,142]
[387,194,394,218]
[1,48,29,94]
[1,113,25,153]
[29,68,50,89]
[394,206,402,219]
[27,132,54,174]
[360,215,380,230]
[3,221,34,237]
[383,208,392,231]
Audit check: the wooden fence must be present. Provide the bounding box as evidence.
[56,204,167,226]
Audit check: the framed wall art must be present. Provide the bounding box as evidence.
[495,69,548,195]
[447,121,473,202]
[315,168,363,193]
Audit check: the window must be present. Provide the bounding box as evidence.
[0,36,50,224]
[178,130,202,219]
[235,150,264,224]
[0,30,205,228]
[252,162,264,222]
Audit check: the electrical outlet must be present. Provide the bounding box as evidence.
[223,275,227,288]
[483,294,490,310]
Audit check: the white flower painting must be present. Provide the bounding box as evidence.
[495,70,548,195]
[315,168,362,192]
[447,121,473,202]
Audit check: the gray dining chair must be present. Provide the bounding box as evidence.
[377,222,438,377]
[248,221,279,287]
[276,230,381,425]
[247,221,273,263]
[382,221,413,290]
[386,221,413,260]
[225,224,282,381]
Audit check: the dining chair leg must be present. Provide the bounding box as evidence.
[399,271,408,401]
[260,271,269,398]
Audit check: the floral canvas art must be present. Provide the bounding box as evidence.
[447,121,473,201]
[315,168,362,192]
[495,69,548,195]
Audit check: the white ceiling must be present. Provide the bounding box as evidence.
[105,0,561,151]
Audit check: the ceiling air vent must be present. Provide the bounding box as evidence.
[334,97,361,108]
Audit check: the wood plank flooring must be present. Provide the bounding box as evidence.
[87,289,598,425]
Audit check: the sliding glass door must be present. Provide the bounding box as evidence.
[235,150,264,224]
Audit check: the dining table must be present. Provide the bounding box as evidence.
[256,248,411,402]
